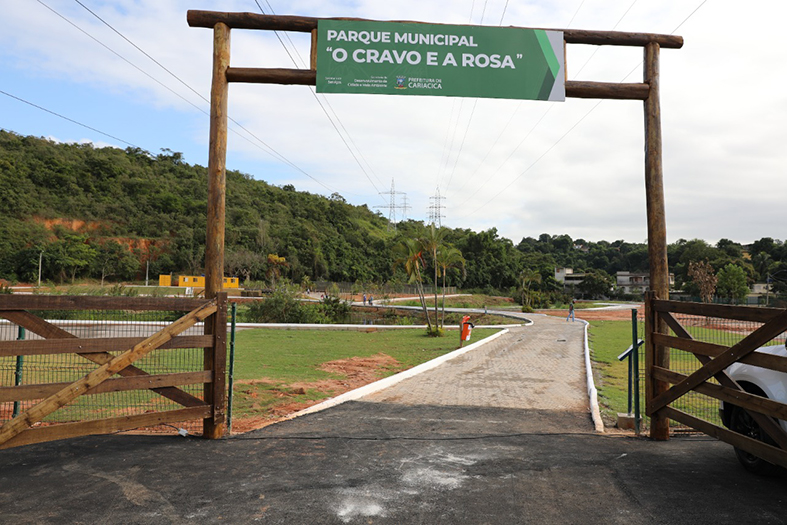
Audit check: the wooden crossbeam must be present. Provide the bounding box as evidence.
[650,309,787,414]
[652,332,787,374]
[0,371,212,403]
[651,311,787,450]
[0,405,212,450]
[1,310,206,408]
[0,335,213,357]
[0,300,217,446]
[653,367,787,421]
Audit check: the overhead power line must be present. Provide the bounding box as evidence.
[58,0,337,193]
[458,0,709,219]
[253,0,385,199]
[0,89,140,148]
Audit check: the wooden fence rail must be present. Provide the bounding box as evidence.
[645,294,787,469]
[0,293,227,449]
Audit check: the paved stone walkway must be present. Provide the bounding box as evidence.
[365,314,588,413]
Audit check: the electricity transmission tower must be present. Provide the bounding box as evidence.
[427,187,445,228]
[374,179,408,230]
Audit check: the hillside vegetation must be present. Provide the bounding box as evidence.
[1,131,785,301]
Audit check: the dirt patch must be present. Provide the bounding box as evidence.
[539,306,643,321]
[231,353,402,434]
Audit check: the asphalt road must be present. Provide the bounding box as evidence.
[1,401,786,524]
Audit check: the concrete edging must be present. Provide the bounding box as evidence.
[283,329,510,420]
[579,319,605,432]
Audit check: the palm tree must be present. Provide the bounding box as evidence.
[520,268,542,309]
[419,225,447,334]
[393,238,433,333]
[435,246,466,327]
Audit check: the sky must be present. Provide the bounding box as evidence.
[1,0,785,246]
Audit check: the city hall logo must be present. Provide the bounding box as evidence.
[395,76,407,89]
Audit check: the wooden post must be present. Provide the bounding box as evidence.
[203,292,228,439]
[203,22,230,439]
[205,22,230,300]
[644,42,670,440]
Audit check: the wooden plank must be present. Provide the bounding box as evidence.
[0,371,212,403]
[653,366,787,421]
[224,67,651,101]
[662,406,787,470]
[203,292,228,439]
[645,292,669,439]
[310,28,318,70]
[0,335,213,357]
[205,23,230,301]
[653,299,784,323]
[186,10,684,48]
[566,81,649,100]
[0,406,212,450]
[650,309,787,415]
[0,295,209,312]
[2,311,206,408]
[2,310,76,339]
[226,67,315,84]
[653,333,787,374]
[0,300,217,446]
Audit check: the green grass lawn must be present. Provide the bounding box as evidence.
[587,320,637,422]
[230,328,499,421]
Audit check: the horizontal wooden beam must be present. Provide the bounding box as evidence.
[662,406,787,470]
[187,10,683,49]
[654,299,785,323]
[0,405,212,450]
[0,371,212,403]
[653,333,787,374]
[227,67,316,85]
[0,335,213,357]
[226,67,649,100]
[0,295,210,312]
[566,81,648,100]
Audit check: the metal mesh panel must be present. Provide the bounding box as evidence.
[1,309,207,435]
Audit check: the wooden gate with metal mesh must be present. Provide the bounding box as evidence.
[0,293,227,449]
[645,293,787,468]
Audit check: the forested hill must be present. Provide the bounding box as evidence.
[1,131,783,295]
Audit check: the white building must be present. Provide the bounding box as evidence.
[616,271,675,295]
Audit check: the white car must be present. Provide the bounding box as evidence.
[720,343,787,475]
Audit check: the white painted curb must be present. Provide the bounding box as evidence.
[580,319,605,432]
[284,329,509,420]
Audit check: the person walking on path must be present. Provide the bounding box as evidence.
[567,299,575,322]
[363,294,367,306]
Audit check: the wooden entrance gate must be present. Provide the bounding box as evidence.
[0,293,227,449]
[645,293,787,469]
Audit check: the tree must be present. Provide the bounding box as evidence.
[91,240,139,286]
[519,268,542,310]
[49,233,97,283]
[266,254,289,288]
[687,260,717,303]
[716,264,750,304]
[578,270,613,299]
[435,246,465,327]
[393,238,433,333]
[419,225,447,333]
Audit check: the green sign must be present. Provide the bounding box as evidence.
[316,20,564,101]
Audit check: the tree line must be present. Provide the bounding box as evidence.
[1,131,785,303]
